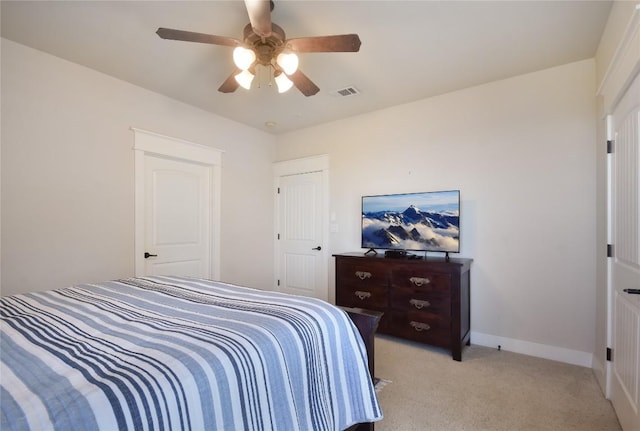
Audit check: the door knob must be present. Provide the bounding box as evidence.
[312,246,322,251]
[144,252,158,259]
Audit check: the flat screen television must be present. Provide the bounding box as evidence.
[361,190,460,254]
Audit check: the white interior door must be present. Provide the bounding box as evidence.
[133,128,222,280]
[144,155,211,277]
[275,165,328,300]
[609,72,640,431]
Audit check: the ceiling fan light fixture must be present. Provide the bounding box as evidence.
[234,69,255,90]
[233,46,256,70]
[157,1,360,97]
[276,52,299,75]
[274,72,294,93]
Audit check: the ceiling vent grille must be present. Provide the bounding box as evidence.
[332,86,360,97]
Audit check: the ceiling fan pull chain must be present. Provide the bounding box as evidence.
[258,64,264,88]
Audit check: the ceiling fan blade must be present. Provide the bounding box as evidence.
[218,69,241,93]
[244,0,272,38]
[286,34,361,53]
[156,28,241,47]
[289,70,320,97]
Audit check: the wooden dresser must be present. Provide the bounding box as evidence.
[334,252,472,361]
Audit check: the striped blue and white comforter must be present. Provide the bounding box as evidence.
[1,276,382,430]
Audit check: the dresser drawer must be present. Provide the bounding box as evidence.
[387,311,450,348]
[336,260,388,288]
[336,284,388,309]
[390,268,451,292]
[390,289,450,317]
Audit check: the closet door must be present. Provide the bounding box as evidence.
[274,155,329,301]
[276,171,326,300]
[609,72,640,431]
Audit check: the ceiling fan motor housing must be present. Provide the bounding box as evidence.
[243,23,286,67]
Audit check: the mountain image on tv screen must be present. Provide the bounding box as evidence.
[361,190,460,253]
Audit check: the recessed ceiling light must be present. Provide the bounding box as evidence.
[265,121,277,128]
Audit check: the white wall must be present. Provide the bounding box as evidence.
[276,59,598,366]
[1,39,277,295]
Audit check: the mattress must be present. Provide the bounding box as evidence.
[1,276,382,430]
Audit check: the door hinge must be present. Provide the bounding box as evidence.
[606,347,612,362]
[607,140,614,154]
[607,244,614,258]
[277,279,280,286]
[277,187,280,194]
[277,233,280,240]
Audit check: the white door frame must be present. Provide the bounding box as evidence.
[132,128,223,279]
[273,155,330,296]
[597,7,640,399]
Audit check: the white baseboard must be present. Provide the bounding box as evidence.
[471,331,593,368]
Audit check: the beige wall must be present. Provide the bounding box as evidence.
[1,39,277,295]
[276,59,598,365]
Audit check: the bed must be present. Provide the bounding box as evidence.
[0,276,382,430]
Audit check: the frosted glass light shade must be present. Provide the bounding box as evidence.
[234,70,254,90]
[233,47,256,70]
[276,52,299,75]
[275,73,294,93]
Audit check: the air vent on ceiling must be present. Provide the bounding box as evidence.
[331,86,360,97]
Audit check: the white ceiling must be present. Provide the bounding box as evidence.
[1,1,612,134]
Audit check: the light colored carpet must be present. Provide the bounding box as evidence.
[373,335,621,431]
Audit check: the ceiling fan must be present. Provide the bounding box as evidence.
[156,0,361,96]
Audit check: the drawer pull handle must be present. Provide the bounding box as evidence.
[355,271,372,280]
[409,299,431,309]
[409,277,430,287]
[355,290,372,300]
[410,321,431,332]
